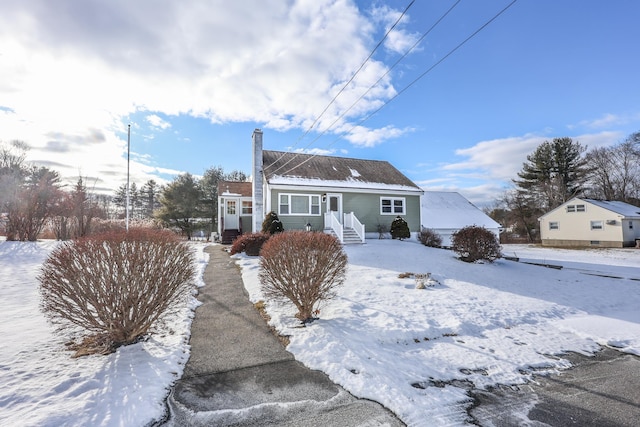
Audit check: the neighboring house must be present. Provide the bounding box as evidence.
[421,191,502,247]
[219,129,424,244]
[217,181,253,243]
[538,198,640,247]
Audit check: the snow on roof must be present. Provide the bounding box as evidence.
[583,199,640,217]
[421,191,501,229]
[267,175,423,193]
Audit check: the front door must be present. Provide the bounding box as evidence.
[326,193,342,223]
[225,199,239,230]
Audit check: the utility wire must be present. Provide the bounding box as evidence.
[266,0,415,176]
[278,0,519,176]
[279,0,462,170]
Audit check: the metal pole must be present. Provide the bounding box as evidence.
[126,124,130,232]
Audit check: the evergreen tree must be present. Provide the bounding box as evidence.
[156,173,204,239]
[261,211,284,234]
[140,179,161,218]
[515,137,588,211]
[390,216,410,240]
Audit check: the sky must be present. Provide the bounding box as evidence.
[1,0,639,206]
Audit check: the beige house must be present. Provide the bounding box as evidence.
[539,198,640,247]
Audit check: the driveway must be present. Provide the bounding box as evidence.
[470,347,640,426]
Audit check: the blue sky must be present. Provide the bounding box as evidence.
[1,0,639,206]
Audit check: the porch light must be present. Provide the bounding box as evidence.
[306,222,312,232]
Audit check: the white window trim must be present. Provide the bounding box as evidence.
[380,197,406,215]
[549,221,559,230]
[278,193,321,216]
[590,220,603,230]
[241,200,252,215]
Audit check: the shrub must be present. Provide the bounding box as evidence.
[230,232,270,256]
[259,231,348,324]
[38,228,195,356]
[451,226,501,263]
[261,211,284,235]
[390,216,410,240]
[418,227,442,247]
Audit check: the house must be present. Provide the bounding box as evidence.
[217,180,253,243]
[420,191,502,247]
[218,129,424,243]
[538,197,640,248]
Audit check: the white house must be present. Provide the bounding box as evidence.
[420,191,502,247]
[538,198,640,248]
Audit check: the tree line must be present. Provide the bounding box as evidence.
[0,140,247,241]
[490,131,640,242]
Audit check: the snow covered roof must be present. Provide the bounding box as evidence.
[421,191,501,230]
[583,199,640,218]
[262,150,422,193]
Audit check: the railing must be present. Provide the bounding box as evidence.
[344,212,365,243]
[324,211,343,242]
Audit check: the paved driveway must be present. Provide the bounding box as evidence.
[470,348,640,426]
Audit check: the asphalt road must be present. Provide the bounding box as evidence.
[469,347,640,426]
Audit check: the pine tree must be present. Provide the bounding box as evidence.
[390,216,410,240]
[261,211,284,234]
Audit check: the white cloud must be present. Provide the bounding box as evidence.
[146,115,171,130]
[370,5,421,55]
[0,0,407,191]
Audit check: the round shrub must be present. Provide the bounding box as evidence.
[390,216,410,240]
[230,232,270,256]
[259,231,348,324]
[261,211,284,234]
[451,226,501,263]
[418,227,442,247]
[38,228,195,356]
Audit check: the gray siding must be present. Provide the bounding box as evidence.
[269,189,421,234]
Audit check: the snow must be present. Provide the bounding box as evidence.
[2,238,639,426]
[421,191,501,230]
[267,175,423,193]
[234,240,640,426]
[0,239,209,427]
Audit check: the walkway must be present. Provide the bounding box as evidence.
[162,245,404,426]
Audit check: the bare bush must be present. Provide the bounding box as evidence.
[39,228,195,356]
[259,231,348,324]
[230,232,270,256]
[451,226,501,263]
[418,227,442,247]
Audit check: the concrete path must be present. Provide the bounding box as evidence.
[161,245,404,427]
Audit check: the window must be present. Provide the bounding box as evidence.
[590,220,603,230]
[242,201,252,215]
[567,204,585,213]
[381,197,405,215]
[278,194,320,216]
[629,221,634,230]
[567,205,575,212]
[549,221,559,230]
[226,200,236,215]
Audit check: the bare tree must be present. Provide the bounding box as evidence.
[585,134,640,203]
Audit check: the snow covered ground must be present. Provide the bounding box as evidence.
[0,239,208,427]
[235,240,640,426]
[1,238,639,426]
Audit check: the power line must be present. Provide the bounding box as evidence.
[281,0,462,168]
[278,0,519,176]
[265,0,415,176]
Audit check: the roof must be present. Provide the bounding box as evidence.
[582,199,640,218]
[262,150,422,193]
[218,181,252,197]
[421,191,501,229]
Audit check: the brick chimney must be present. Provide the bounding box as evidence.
[252,129,264,233]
